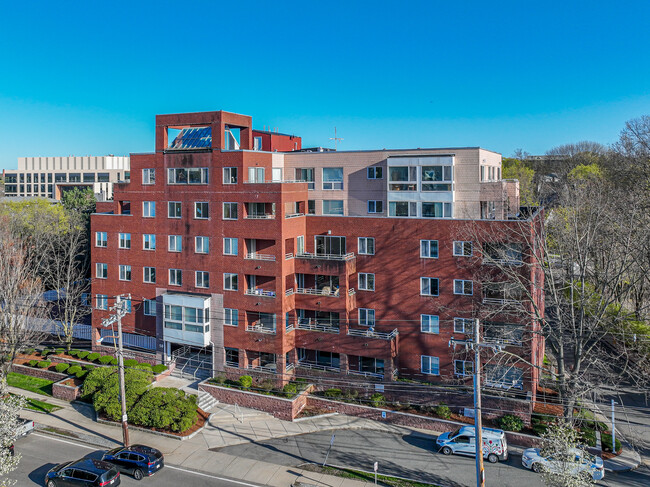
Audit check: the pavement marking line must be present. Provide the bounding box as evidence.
[166,465,266,487]
[32,433,97,451]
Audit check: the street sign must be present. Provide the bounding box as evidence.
[373,462,378,472]
[122,414,128,422]
[381,411,386,419]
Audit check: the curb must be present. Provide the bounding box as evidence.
[95,411,212,441]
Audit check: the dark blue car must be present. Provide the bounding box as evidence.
[44,458,120,487]
[101,445,164,480]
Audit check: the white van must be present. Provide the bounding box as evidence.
[436,426,508,463]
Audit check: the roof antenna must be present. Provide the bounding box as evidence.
[329,127,344,151]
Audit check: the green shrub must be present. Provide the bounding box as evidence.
[68,365,82,376]
[343,389,359,402]
[68,349,81,357]
[129,387,198,432]
[27,359,39,367]
[77,351,89,359]
[55,363,70,373]
[76,370,88,380]
[55,348,65,355]
[369,393,385,408]
[123,359,138,367]
[238,375,253,390]
[434,404,452,419]
[37,361,52,369]
[282,383,297,398]
[83,366,153,420]
[41,349,53,357]
[24,348,36,355]
[137,362,153,369]
[581,428,597,447]
[87,353,101,362]
[601,433,621,453]
[498,414,524,432]
[210,374,226,385]
[99,355,115,365]
[151,364,168,374]
[324,388,342,398]
[84,364,95,371]
[258,379,274,393]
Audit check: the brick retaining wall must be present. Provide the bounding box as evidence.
[52,378,81,401]
[10,363,69,382]
[94,346,158,365]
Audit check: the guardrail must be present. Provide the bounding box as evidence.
[285,288,295,296]
[245,324,276,334]
[244,289,276,298]
[295,252,355,262]
[246,364,277,374]
[347,328,398,340]
[347,369,384,379]
[244,214,275,219]
[244,253,276,261]
[296,361,341,373]
[482,298,521,305]
[285,213,304,219]
[348,288,356,296]
[296,321,340,334]
[296,287,340,297]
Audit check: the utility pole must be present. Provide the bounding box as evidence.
[449,318,503,487]
[611,399,617,453]
[100,294,130,447]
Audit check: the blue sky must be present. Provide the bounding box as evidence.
[1,1,649,170]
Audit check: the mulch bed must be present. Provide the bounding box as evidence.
[61,377,84,387]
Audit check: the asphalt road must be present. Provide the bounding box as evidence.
[12,433,264,487]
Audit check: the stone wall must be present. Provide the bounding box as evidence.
[10,363,69,382]
[52,378,81,401]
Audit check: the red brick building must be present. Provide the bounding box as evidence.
[91,110,544,398]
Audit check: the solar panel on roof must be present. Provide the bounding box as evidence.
[170,127,212,149]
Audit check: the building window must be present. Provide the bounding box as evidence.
[196,271,210,288]
[322,167,343,190]
[194,202,209,219]
[358,273,375,291]
[143,267,156,284]
[296,168,315,190]
[142,201,156,218]
[96,263,108,279]
[95,232,107,248]
[367,200,383,213]
[307,200,316,214]
[389,201,417,217]
[224,308,238,326]
[453,241,473,257]
[454,279,473,295]
[421,355,439,375]
[254,136,263,151]
[420,277,439,296]
[223,202,238,220]
[247,167,265,183]
[119,265,131,281]
[98,173,110,182]
[118,233,131,249]
[421,315,439,334]
[167,167,209,184]
[223,238,238,255]
[96,294,108,310]
[359,308,375,327]
[421,165,452,191]
[168,202,182,219]
[367,167,383,179]
[420,240,438,258]
[224,273,238,291]
[323,200,343,215]
[422,202,452,218]
[223,167,237,184]
[168,235,182,252]
[195,236,209,254]
[143,234,156,250]
[169,269,182,286]
[144,299,156,316]
[142,168,155,185]
[455,360,474,376]
[388,166,417,191]
[358,237,375,255]
[454,318,474,334]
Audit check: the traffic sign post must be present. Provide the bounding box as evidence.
[374,462,378,485]
[323,434,335,466]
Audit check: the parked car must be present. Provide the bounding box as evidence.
[436,426,508,463]
[521,447,605,481]
[18,418,34,437]
[44,458,120,487]
[102,444,164,480]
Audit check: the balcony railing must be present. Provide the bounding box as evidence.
[225,361,239,368]
[296,321,340,334]
[285,362,296,372]
[295,252,355,262]
[245,323,276,334]
[285,288,295,296]
[244,214,275,219]
[244,252,276,261]
[347,328,398,340]
[485,379,524,390]
[347,369,384,379]
[246,364,277,373]
[285,213,304,219]
[348,288,356,296]
[482,297,521,306]
[244,289,276,298]
[296,287,340,297]
[296,360,341,373]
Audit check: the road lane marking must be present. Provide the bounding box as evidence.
[166,465,265,487]
[32,433,97,451]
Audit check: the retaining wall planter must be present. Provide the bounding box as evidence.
[94,345,158,365]
[94,409,210,441]
[52,377,82,401]
[10,363,69,382]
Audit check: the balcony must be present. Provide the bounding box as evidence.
[296,360,341,373]
[245,322,276,334]
[295,287,340,297]
[296,320,340,334]
[244,289,276,298]
[347,370,384,380]
[482,297,521,306]
[244,252,276,262]
[347,328,398,341]
[244,213,275,220]
[293,252,355,262]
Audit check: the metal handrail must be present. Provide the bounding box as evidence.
[246,364,277,374]
[295,252,355,261]
[285,213,304,219]
[296,287,340,297]
[296,321,340,333]
[246,323,276,334]
[285,288,295,296]
[244,289,276,298]
[296,360,341,373]
[244,214,275,219]
[285,253,294,260]
[285,363,296,372]
[244,253,276,261]
[482,297,521,305]
[347,369,384,379]
[347,328,399,340]
[348,288,356,296]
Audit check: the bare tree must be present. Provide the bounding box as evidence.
[0,378,26,486]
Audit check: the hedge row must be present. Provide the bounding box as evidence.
[35,349,168,374]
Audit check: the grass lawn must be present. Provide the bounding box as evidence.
[303,464,441,487]
[7,372,54,396]
[24,397,61,413]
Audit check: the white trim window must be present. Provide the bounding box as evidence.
[224,308,238,326]
[168,235,182,252]
[367,200,383,214]
[223,202,238,220]
[389,201,417,217]
[421,355,439,375]
[169,269,182,286]
[168,201,182,219]
[143,299,156,316]
[454,318,474,334]
[143,234,156,251]
[453,241,473,257]
[454,279,473,295]
[167,167,208,184]
[224,273,238,291]
[142,201,156,218]
[367,167,383,179]
[143,266,156,284]
[359,308,375,327]
[119,265,131,281]
[421,315,439,334]
[223,238,238,256]
[96,263,108,279]
[223,167,237,184]
[420,277,439,296]
[358,273,375,291]
[422,202,452,218]
[322,167,343,190]
[118,233,131,249]
[323,200,343,215]
[95,231,107,248]
[195,271,210,288]
[358,237,375,255]
[455,360,474,376]
[195,236,209,254]
[194,202,209,219]
[420,240,438,258]
[142,168,155,185]
[96,294,108,310]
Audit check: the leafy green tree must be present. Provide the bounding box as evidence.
[503,157,537,206]
[61,187,96,215]
[129,388,197,432]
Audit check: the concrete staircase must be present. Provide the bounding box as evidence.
[198,390,218,411]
